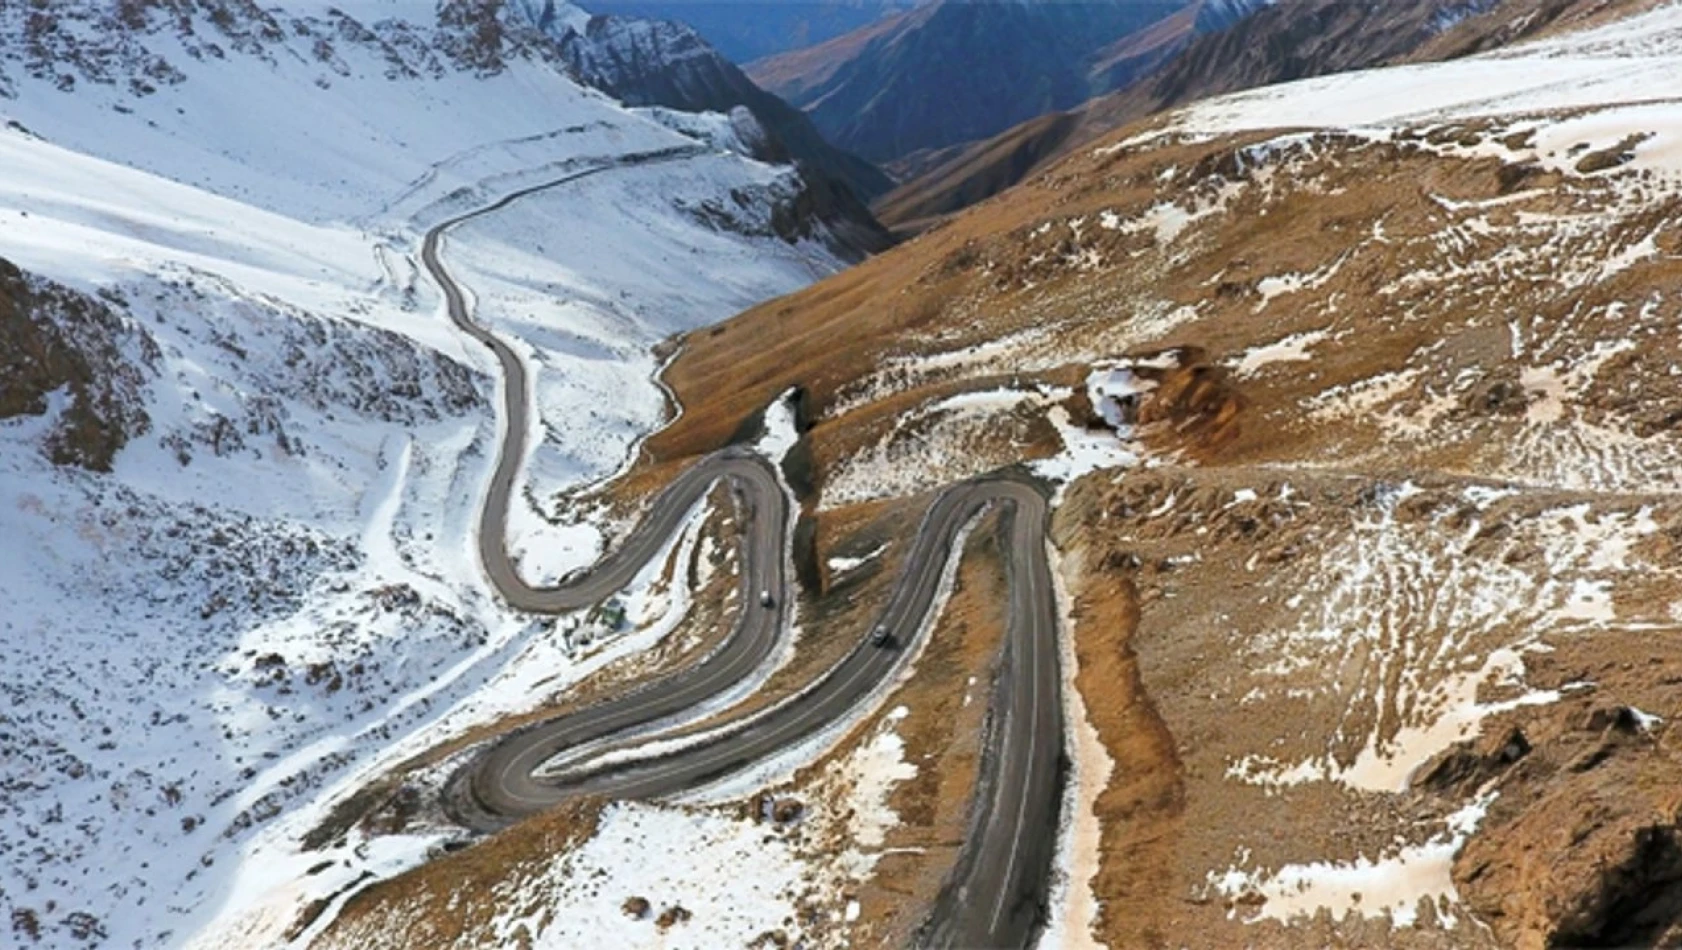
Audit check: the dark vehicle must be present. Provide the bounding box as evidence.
[759,589,775,608]
[871,625,895,648]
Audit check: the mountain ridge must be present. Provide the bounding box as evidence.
[872,0,1623,234]
[555,11,896,207]
[746,0,1188,163]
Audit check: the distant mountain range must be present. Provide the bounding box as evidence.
[745,0,1239,164]
[581,0,912,63]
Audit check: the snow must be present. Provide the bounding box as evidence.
[488,801,812,949]
[482,705,921,949]
[755,386,803,463]
[177,480,717,950]
[1137,0,1682,245]
[827,543,887,576]
[1094,182,1245,249]
[1227,329,1331,376]
[1521,339,1637,425]
[1209,795,1495,928]
[1335,648,1560,793]
[1032,406,1142,489]
[838,707,919,851]
[0,3,675,227]
[1307,368,1424,421]
[1228,490,1662,794]
[1631,707,1665,732]
[1087,364,1155,427]
[209,827,450,950]
[1037,544,1113,950]
[822,386,1056,510]
[506,510,610,586]
[825,326,1062,421]
[1169,4,1682,141]
[1029,359,1162,490]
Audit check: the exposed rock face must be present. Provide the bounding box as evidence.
[1450,704,1682,949]
[0,258,156,471]
[1131,348,1245,458]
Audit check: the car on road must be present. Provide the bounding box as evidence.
[871,625,895,648]
[759,589,775,608]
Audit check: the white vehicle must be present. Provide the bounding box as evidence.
[759,589,775,608]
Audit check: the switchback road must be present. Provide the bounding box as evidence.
[424,157,1063,949]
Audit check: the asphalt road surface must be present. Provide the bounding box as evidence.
[424,160,1063,949]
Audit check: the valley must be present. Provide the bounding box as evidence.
[4,2,1682,949]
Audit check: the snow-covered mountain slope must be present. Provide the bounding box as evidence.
[0,0,882,241]
[1156,0,1682,135]
[0,3,867,947]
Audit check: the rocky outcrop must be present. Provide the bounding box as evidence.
[1444,704,1682,948]
[0,258,156,471]
[674,160,892,262]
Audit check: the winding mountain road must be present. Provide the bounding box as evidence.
[425,157,1064,949]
